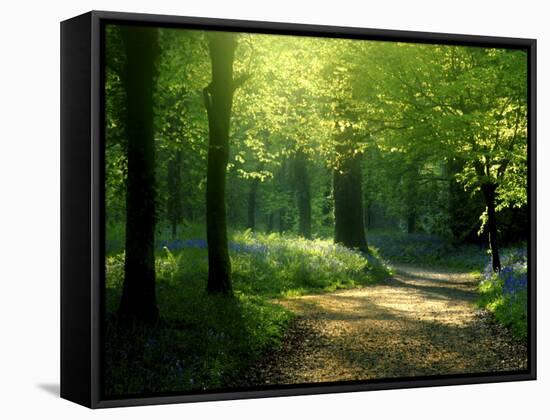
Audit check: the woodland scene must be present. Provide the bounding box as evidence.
[104,25,529,396]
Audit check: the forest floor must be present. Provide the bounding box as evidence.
[245,264,527,385]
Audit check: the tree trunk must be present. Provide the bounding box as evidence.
[203,33,239,295]
[364,188,371,230]
[448,158,485,244]
[247,163,263,231]
[247,178,260,231]
[167,150,183,239]
[322,175,332,227]
[293,150,312,239]
[267,212,274,232]
[404,165,418,234]
[333,153,368,252]
[279,208,286,233]
[118,27,159,324]
[481,183,501,272]
[407,210,416,234]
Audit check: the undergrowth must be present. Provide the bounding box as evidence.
[477,248,528,340]
[105,226,388,396]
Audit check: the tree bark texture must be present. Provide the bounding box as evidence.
[203,33,238,295]
[118,26,159,323]
[333,153,368,252]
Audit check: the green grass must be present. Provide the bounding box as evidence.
[478,280,527,340]
[105,227,389,396]
[476,248,528,341]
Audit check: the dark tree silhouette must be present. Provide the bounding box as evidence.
[167,150,184,239]
[334,152,368,252]
[203,32,247,295]
[118,26,159,323]
[247,163,264,231]
[294,149,312,239]
[404,174,418,234]
[482,182,501,272]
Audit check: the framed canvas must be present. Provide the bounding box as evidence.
[60,10,536,408]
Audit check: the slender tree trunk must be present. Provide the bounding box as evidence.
[364,187,371,230]
[481,183,501,272]
[293,150,312,239]
[322,175,332,227]
[407,210,416,234]
[333,153,368,252]
[404,165,418,234]
[167,150,183,239]
[365,202,372,230]
[267,212,275,232]
[247,178,260,231]
[203,33,239,295]
[279,208,286,233]
[247,163,264,231]
[276,160,289,234]
[118,27,159,324]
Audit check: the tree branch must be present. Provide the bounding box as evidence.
[232,73,251,91]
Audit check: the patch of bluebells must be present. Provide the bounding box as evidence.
[501,266,527,296]
[479,247,527,339]
[158,238,208,251]
[369,232,449,260]
[110,236,352,258]
[483,248,528,297]
[368,232,487,267]
[157,238,269,255]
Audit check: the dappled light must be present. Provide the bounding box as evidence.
[259,265,526,384]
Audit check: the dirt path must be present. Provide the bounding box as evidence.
[249,264,527,385]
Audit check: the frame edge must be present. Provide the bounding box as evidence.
[60,11,94,408]
[82,10,537,408]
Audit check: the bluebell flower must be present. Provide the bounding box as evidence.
[157,238,208,251]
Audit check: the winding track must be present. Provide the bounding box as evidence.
[250,264,527,385]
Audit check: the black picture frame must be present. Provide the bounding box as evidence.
[60,10,537,409]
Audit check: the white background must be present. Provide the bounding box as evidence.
[0,0,547,418]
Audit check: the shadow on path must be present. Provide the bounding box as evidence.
[246,263,527,386]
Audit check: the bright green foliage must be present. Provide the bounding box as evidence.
[231,230,388,296]
[106,26,528,244]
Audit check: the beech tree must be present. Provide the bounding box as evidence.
[118,26,159,323]
[203,32,248,295]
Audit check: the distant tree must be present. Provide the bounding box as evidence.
[320,44,369,251]
[333,144,368,251]
[247,162,264,231]
[434,48,528,271]
[353,44,527,268]
[155,29,210,233]
[293,148,312,239]
[166,150,183,238]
